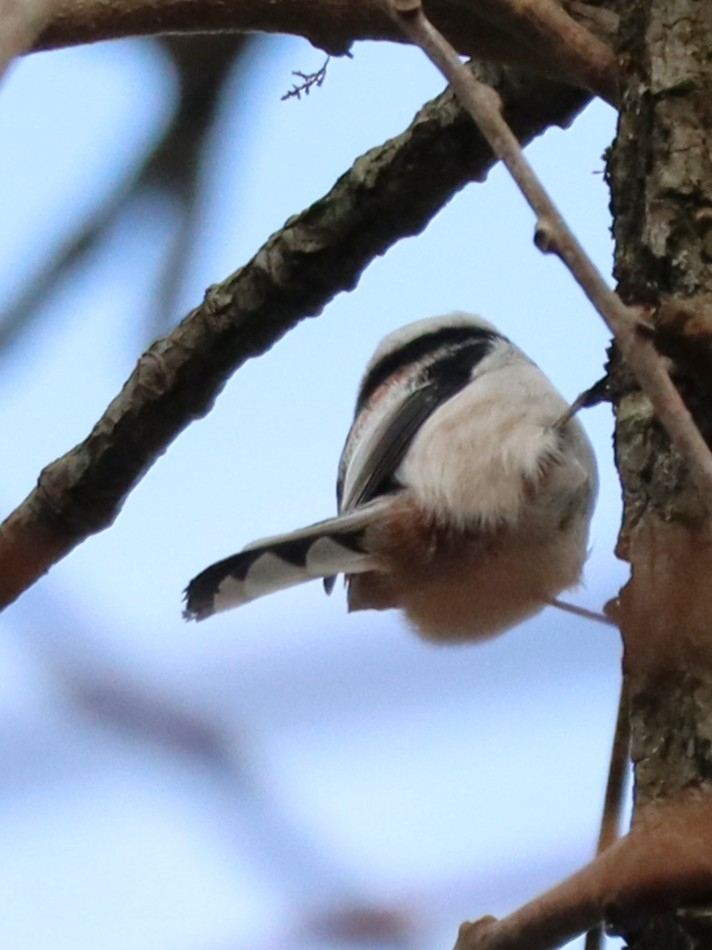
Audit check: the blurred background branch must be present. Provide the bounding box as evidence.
[0,34,247,354]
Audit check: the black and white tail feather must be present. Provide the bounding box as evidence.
[184,500,389,621]
[184,312,598,640]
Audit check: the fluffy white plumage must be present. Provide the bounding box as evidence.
[184,312,597,640]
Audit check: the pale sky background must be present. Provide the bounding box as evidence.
[0,35,626,950]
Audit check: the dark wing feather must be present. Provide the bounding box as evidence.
[328,339,495,590]
[343,385,444,510]
[326,391,437,596]
[344,341,491,510]
[324,387,441,595]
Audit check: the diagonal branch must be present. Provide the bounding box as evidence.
[391,0,712,508]
[0,66,590,611]
[35,0,620,104]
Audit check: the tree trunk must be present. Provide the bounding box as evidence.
[609,1,712,945]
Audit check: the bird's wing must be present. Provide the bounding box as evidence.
[340,338,492,513]
[324,386,440,597]
[339,384,444,512]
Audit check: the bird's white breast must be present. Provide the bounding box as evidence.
[398,357,595,531]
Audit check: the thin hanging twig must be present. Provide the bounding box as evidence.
[549,598,616,628]
[583,675,630,950]
[388,0,712,510]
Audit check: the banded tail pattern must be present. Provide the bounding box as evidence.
[183,502,388,621]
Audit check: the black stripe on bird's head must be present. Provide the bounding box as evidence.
[355,316,502,415]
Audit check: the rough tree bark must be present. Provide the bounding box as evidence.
[610,1,712,946]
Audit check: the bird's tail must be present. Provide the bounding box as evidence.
[183,500,389,621]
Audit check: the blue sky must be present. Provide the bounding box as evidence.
[0,34,625,950]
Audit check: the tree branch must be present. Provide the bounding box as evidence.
[0,65,590,611]
[454,801,712,950]
[390,0,712,508]
[35,0,620,104]
[0,0,57,80]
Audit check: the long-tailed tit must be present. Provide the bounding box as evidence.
[184,312,597,640]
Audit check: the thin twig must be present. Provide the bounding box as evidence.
[553,586,630,950]
[389,0,712,510]
[281,56,331,101]
[596,678,631,849]
[0,65,591,611]
[549,598,617,627]
[583,676,630,950]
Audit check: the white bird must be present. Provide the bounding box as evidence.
[184,312,598,641]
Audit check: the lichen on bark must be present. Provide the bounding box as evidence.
[611,0,712,550]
